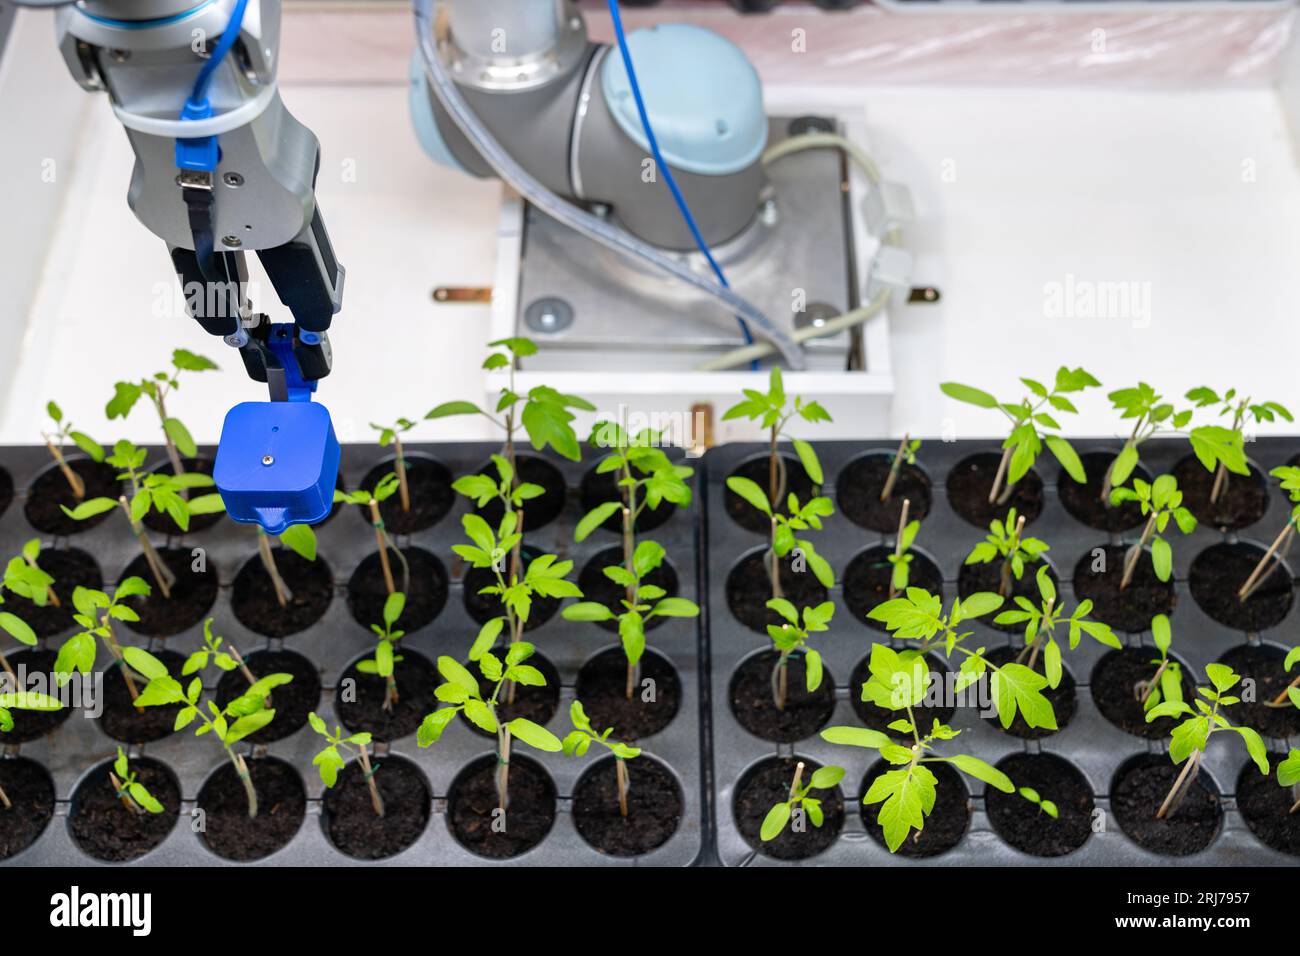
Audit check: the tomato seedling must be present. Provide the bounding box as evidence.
[358,593,406,713]
[336,473,407,596]
[110,746,164,815]
[764,599,833,712]
[880,436,920,503]
[1237,466,1300,606]
[53,579,153,701]
[994,565,1120,687]
[1185,387,1289,505]
[1138,614,1185,711]
[42,401,104,501]
[106,349,218,479]
[1109,474,1197,589]
[0,690,62,810]
[760,760,844,842]
[562,700,642,817]
[308,712,385,817]
[963,506,1048,598]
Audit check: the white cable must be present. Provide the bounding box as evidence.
[412,0,806,370]
[111,83,277,137]
[696,132,905,372]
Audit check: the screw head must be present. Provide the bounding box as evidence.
[222,235,242,248]
[223,172,244,187]
[524,297,574,335]
[261,455,274,466]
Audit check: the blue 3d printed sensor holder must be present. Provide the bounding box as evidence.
[214,324,340,535]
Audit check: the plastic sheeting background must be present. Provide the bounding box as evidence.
[279,2,1298,89]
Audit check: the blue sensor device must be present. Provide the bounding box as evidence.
[214,324,340,535]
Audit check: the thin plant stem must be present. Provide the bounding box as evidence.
[1156,750,1202,821]
[616,757,630,819]
[1101,419,1144,504]
[988,445,1012,506]
[394,436,411,514]
[100,618,140,702]
[0,647,15,682]
[889,498,911,600]
[1238,522,1295,603]
[1120,513,1158,591]
[358,743,386,818]
[999,514,1026,598]
[23,551,60,608]
[369,500,397,595]
[788,761,805,803]
[495,724,512,815]
[256,529,292,607]
[1269,672,1300,708]
[118,496,173,599]
[225,641,269,708]
[771,649,790,712]
[880,435,909,503]
[109,772,143,815]
[45,437,84,500]
[1138,660,1169,705]
[232,750,258,820]
[153,390,186,479]
[0,783,10,811]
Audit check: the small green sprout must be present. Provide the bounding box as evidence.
[42,400,104,501]
[1145,663,1269,820]
[1237,466,1300,606]
[123,645,292,819]
[823,643,1017,852]
[1100,383,1194,502]
[308,712,384,818]
[106,348,218,478]
[357,593,406,712]
[993,565,1120,689]
[880,436,921,503]
[727,478,835,601]
[562,700,641,818]
[337,473,406,596]
[1110,474,1197,589]
[370,417,418,514]
[562,540,698,698]
[887,504,920,599]
[940,367,1099,505]
[1018,787,1059,819]
[1270,646,1300,713]
[1277,749,1300,815]
[60,439,224,597]
[764,599,833,711]
[760,760,845,843]
[0,690,62,809]
[419,643,562,816]
[111,746,163,815]
[53,579,152,701]
[868,589,1058,733]
[1185,387,1290,505]
[1138,614,1185,712]
[426,336,594,462]
[963,506,1048,598]
[183,618,269,705]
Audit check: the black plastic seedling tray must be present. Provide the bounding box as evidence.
[703,438,1300,867]
[0,442,706,867]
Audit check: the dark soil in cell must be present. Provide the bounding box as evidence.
[575,647,681,740]
[1111,754,1221,857]
[463,544,558,631]
[729,651,835,743]
[1236,760,1300,856]
[358,456,454,534]
[197,758,306,862]
[322,755,431,860]
[573,755,683,857]
[850,651,954,733]
[945,452,1043,529]
[215,649,321,743]
[118,548,219,637]
[1216,644,1300,739]
[69,757,180,862]
[0,758,55,860]
[336,649,439,742]
[447,753,556,859]
[724,454,817,535]
[25,458,120,535]
[0,465,10,518]
[843,546,944,632]
[1,649,71,743]
[2,547,102,638]
[142,457,221,535]
[99,650,185,744]
[980,645,1076,739]
[726,549,828,634]
[985,752,1094,858]
[577,545,679,633]
[463,646,560,738]
[474,455,567,531]
[1189,542,1293,632]
[1056,451,1149,533]
[862,758,969,858]
[957,558,1058,634]
[347,547,447,634]
[580,464,675,534]
[734,756,844,860]
[1173,454,1269,532]
[1090,647,1198,739]
[231,549,334,638]
[1072,543,1176,633]
[837,454,932,533]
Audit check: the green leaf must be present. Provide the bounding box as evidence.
[1150,537,1173,582]
[507,717,562,752]
[123,647,170,681]
[382,592,406,628]
[791,438,823,485]
[463,698,498,734]
[940,383,999,409]
[0,612,37,647]
[69,431,105,462]
[437,656,479,695]
[1110,444,1140,488]
[425,400,482,420]
[279,524,317,562]
[1044,435,1086,484]
[172,348,218,372]
[946,754,1015,793]
[760,802,792,842]
[575,501,621,542]
[162,418,197,459]
[866,765,937,853]
[561,602,617,623]
[61,497,118,522]
[650,597,699,618]
[226,709,276,743]
[417,707,459,747]
[1236,726,1270,776]
[820,725,892,750]
[726,476,772,517]
[990,663,1057,731]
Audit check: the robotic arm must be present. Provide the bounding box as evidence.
[18,0,345,531]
